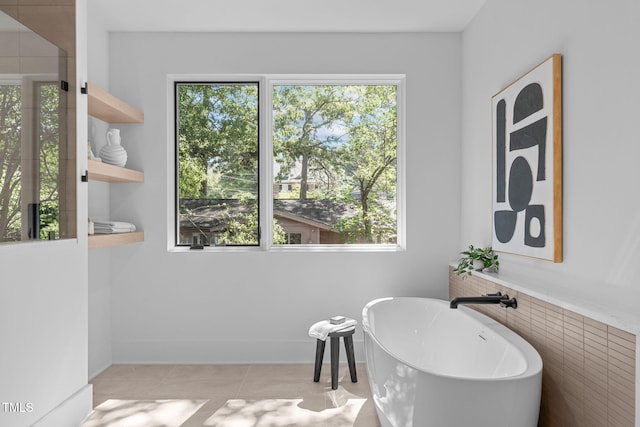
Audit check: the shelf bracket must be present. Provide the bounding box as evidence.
[81,83,88,95]
[81,170,88,182]
[60,80,69,92]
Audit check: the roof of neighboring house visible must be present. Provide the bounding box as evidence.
[179,198,358,232]
[180,199,254,231]
[273,199,356,230]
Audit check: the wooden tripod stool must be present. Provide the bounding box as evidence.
[313,327,357,390]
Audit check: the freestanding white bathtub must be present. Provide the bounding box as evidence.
[362,297,542,427]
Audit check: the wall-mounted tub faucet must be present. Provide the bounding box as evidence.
[450,291,517,309]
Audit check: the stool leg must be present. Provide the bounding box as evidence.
[344,334,358,383]
[330,335,339,390]
[313,339,325,382]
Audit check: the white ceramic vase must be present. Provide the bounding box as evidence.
[100,128,127,167]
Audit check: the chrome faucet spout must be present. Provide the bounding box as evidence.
[450,293,517,309]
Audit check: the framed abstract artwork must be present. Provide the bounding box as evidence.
[491,54,562,262]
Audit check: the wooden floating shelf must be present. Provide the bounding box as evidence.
[88,159,143,183]
[87,82,144,124]
[86,84,144,250]
[88,231,144,249]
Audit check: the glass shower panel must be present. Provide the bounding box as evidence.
[0,10,69,243]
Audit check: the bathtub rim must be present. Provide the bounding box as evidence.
[362,296,543,382]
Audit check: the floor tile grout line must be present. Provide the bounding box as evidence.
[236,364,252,398]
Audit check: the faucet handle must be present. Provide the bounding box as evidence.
[484,292,502,297]
[499,296,518,309]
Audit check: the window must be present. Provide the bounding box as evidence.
[285,233,302,244]
[174,76,404,250]
[175,82,259,246]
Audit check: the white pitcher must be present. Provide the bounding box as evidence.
[100,128,127,167]
[106,128,121,146]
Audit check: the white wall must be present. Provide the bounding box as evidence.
[461,0,640,316]
[105,32,462,363]
[87,4,113,379]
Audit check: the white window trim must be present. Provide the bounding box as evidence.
[167,74,406,253]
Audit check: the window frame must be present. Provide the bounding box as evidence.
[168,74,406,253]
[173,80,261,249]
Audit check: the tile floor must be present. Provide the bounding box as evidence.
[82,363,381,427]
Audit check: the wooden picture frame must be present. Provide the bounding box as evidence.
[491,54,562,262]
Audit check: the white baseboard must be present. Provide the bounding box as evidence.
[32,384,93,427]
[89,361,113,381]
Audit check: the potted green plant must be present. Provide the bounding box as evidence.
[453,245,499,279]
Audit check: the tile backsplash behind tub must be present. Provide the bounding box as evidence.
[449,267,636,427]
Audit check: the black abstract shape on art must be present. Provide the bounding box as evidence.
[524,205,546,247]
[494,210,517,243]
[508,156,533,212]
[496,99,506,203]
[513,83,543,124]
[510,117,547,181]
